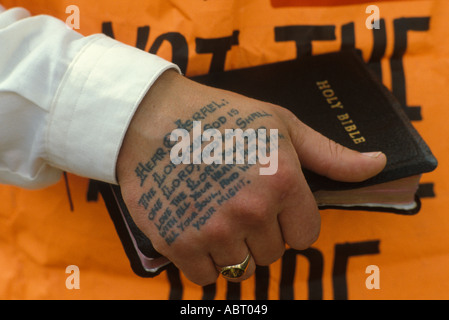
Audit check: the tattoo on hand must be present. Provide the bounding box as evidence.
[132,99,283,246]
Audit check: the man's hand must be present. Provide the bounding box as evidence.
[116,69,386,286]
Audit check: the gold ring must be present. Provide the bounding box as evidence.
[217,253,251,280]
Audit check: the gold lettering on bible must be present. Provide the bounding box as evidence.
[316,80,366,144]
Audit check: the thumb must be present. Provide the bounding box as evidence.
[286,114,387,182]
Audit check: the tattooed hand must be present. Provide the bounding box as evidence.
[116,69,386,286]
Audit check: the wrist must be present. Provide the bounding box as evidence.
[116,69,188,185]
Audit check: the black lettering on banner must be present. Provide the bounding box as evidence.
[164,241,380,300]
[101,21,115,38]
[226,281,241,300]
[101,18,431,121]
[367,19,387,80]
[101,18,431,122]
[62,172,74,211]
[195,30,240,73]
[274,25,336,58]
[255,266,270,300]
[337,18,387,86]
[340,22,355,51]
[86,179,101,202]
[389,17,434,195]
[333,240,380,300]
[149,32,189,74]
[417,182,436,198]
[135,25,150,50]
[390,17,430,121]
[280,248,324,300]
[167,263,183,300]
[202,283,216,300]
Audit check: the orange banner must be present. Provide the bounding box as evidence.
[0,0,447,300]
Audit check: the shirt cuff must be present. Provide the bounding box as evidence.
[46,34,181,184]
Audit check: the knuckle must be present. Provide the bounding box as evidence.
[271,156,299,190]
[292,219,321,250]
[256,247,286,266]
[150,238,172,258]
[237,197,273,226]
[182,265,219,286]
[202,220,232,244]
[277,106,299,125]
[328,139,345,159]
[193,274,219,287]
[324,139,345,166]
[282,204,321,250]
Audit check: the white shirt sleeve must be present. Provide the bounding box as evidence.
[0,6,180,189]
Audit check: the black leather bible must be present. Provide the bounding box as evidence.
[99,50,437,277]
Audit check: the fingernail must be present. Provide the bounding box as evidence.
[361,151,383,158]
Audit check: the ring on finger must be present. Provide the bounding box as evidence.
[216,253,251,280]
